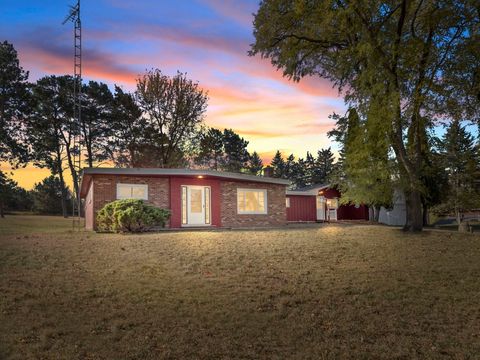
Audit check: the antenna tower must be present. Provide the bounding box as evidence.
[63,0,82,229]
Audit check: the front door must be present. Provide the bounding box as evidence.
[182,185,211,226]
[316,196,325,221]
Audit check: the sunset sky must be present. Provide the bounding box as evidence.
[2,1,475,189]
[1,0,346,189]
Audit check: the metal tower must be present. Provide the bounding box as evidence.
[63,0,82,229]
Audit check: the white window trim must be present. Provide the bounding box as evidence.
[286,197,290,208]
[116,183,148,200]
[237,188,268,215]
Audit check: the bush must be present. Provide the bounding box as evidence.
[96,199,170,233]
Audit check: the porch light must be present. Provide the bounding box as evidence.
[197,175,204,179]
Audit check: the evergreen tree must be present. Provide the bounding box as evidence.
[195,127,225,170]
[31,176,70,215]
[305,151,316,185]
[0,171,17,217]
[270,150,286,178]
[314,148,335,184]
[222,129,250,172]
[247,151,263,175]
[0,41,30,165]
[284,154,295,180]
[435,121,480,231]
[291,158,308,189]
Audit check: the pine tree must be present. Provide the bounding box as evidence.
[314,148,335,185]
[270,150,286,178]
[195,127,224,170]
[285,154,295,180]
[247,151,263,175]
[435,121,480,231]
[222,129,250,172]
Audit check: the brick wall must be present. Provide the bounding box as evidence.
[220,181,286,228]
[91,175,170,229]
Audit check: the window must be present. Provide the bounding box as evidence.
[116,184,148,200]
[181,186,188,225]
[326,198,338,209]
[237,189,267,214]
[286,197,290,208]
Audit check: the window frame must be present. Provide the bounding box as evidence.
[286,197,290,208]
[237,188,268,215]
[116,183,148,200]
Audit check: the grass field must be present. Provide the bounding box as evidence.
[1,215,480,359]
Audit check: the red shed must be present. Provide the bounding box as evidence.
[286,184,369,222]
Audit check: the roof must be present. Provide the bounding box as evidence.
[286,183,330,196]
[80,167,290,198]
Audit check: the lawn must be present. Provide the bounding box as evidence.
[1,215,480,359]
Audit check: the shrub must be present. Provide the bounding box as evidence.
[96,199,170,233]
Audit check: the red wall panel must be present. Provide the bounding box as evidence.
[287,195,316,221]
[169,177,222,228]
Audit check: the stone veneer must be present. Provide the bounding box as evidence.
[220,181,286,228]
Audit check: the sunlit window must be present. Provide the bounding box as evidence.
[237,189,267,214]
[116,184,148,200]
[286,197,290,208]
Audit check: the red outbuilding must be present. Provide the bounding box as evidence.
[286,184,369,222]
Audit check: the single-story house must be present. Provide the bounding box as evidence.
[286,184,369,222]
[79,168,290,230]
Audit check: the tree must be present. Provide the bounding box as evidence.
[284,153,295,180]
[221,129,250,172]
[270,150,286,178]
[29,76,72,217]
[247,151,264,175]
[290,157,308,189]
[81,81,114,167]
[434,121,480,232]
[250,0,479,231]
[329,108,394,221]
[31,176,70,215]
[313,148,335,185]
[135,69,208,167]
[0,41,30,165]
[195,127,225,170]
[0,171,17,217]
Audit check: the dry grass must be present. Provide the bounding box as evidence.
[1,215,480,359]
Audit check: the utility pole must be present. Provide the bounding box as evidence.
[63,0,82,229]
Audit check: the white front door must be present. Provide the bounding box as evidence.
[182,186,211,226]
[316,196,325,221]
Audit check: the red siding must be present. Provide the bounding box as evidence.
[337,204,369,220]
[287,195,316,222]
[169,177,222,228]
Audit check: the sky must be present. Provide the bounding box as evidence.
[1,0,345,189]
[2,1,477,190]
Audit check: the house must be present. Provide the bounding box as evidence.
[79,168,290,230]
[286,184,369,222]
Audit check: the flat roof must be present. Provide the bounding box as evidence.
[80,167,290,197]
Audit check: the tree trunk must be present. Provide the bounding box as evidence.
[58,168,68,218]
[404,189,423,232]
[457,210,468,232]
[0,201,4,218]
[422,203,429,226]
[368,207,374,222]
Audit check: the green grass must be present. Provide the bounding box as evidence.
[1,214,480,359]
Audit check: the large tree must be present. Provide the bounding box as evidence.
[247,151,264,175]
[250,0,479,231]
[135,69,208,167]
[435,121,480,232]
[221,129,250,172]
[195,127,225,170]
[0,41,30,165]
[81,81,114,167]
[31,176,70,215]
[28,76,72,217]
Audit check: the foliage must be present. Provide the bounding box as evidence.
[0,171,29,217]
[433,121,480,231]
[135,69,208,167]
[247,151,263,175]
[328,108,394,214]
[31,176,70,215]
[195,127,225,170]
[96,199,170,233]
[0,41,30,165]
[269,149,335,189]
[250,0,480,231]
[221,129,250,172]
